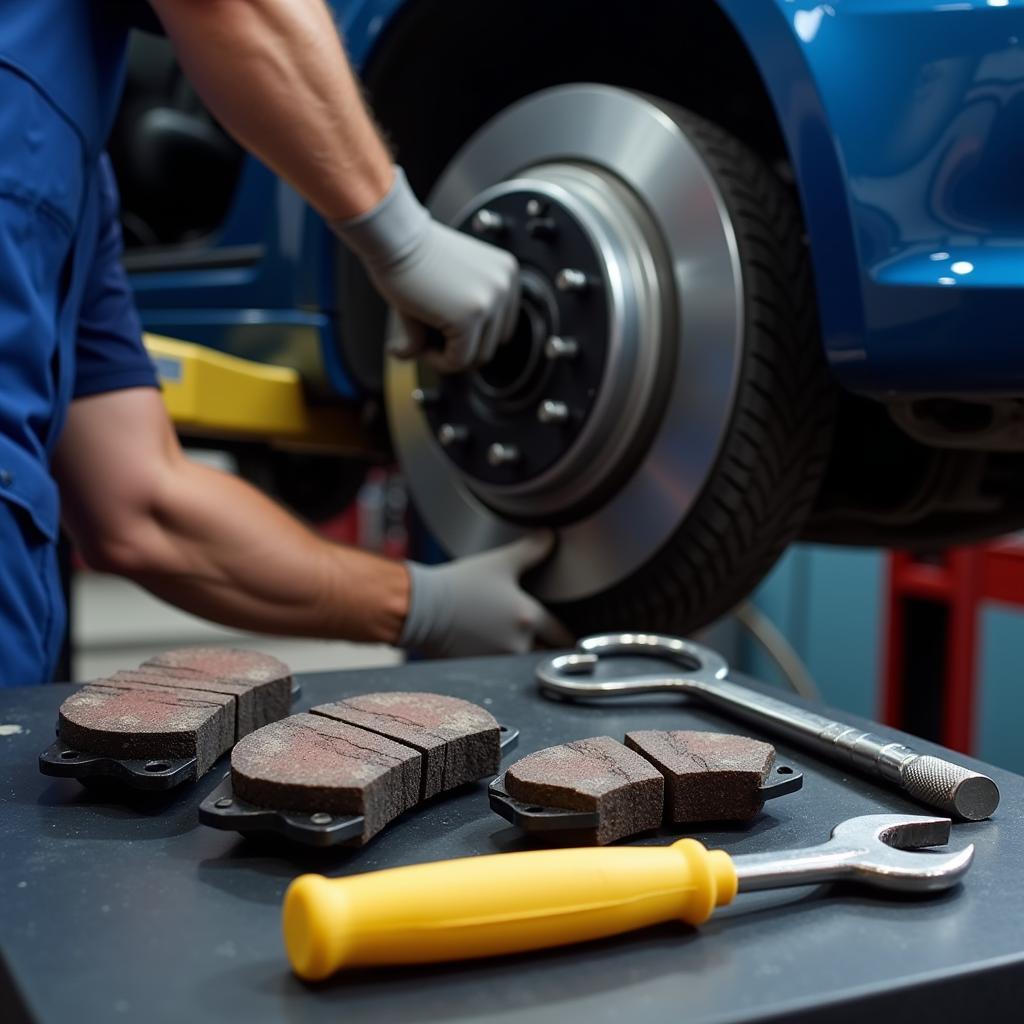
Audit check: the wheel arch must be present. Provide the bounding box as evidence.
[715,0,865,387]
[337,0,855,393]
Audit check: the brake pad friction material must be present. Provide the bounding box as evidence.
[57,680,234,775]
[624,730,776,822]
[56,648,293,779]
[106,666,286,741]
[142,648,292,737]
[504,736,664,844]
[311,691,500,799]
[230,713,422,841]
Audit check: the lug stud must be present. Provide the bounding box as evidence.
[471,209,505,234]
[487,443,520,467]
[555,268,588,292]
[438,423,469,447]
[537,400,570,424]
[544,336,579,360]
[411,387,439,406]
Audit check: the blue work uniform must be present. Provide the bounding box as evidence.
[0,3,158,685]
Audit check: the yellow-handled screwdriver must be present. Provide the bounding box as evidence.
[283,814,973,980]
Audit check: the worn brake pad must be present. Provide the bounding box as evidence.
[493,730,801,844]
[142,647,293,736]
[230,713,423,843]
[204,692,506,846]
[46,649,292,784]
[502,736,664,845]
[311,691,500,799]
[625,730,776,823]
[56,679,236,776]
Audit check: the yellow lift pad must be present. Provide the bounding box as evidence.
[143,334,382,456]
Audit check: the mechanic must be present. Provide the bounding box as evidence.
[0,0,570,687]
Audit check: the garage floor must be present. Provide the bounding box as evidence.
[71,571,401,682]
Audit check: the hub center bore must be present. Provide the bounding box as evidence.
[472,277,551,405]
[417,184,610,490]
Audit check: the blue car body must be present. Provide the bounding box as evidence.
[128,0,1024,400]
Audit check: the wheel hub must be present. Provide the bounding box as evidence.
[418,167,674,521]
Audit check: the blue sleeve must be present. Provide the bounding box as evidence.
[73,154,159,400]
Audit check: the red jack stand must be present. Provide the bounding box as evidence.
[881,539,1024,754]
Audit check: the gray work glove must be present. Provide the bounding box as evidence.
[332,167,520,373]
[400,533,573,658]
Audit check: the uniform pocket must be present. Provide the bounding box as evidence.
[0,64,85,236]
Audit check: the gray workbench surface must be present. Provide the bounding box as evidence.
[2,654,1022,1024]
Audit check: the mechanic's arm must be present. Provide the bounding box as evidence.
[146,0,518,371]
[53,387,567,654]
[148,0,389,219]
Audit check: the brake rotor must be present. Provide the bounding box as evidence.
[386,84,744,602]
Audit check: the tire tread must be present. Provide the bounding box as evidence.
[559,108,838,633]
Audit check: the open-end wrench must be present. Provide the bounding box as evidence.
[283,813,974,979]
[536,633,1000,821]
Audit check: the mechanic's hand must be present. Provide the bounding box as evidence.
[399,533,573,658]
[332,166,520,373]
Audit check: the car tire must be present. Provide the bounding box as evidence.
[386,87,838,636]
[554,109,837,633]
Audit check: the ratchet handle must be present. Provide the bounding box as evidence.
[283,839,738,979]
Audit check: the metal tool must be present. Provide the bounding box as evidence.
[282,813,973,979]
[536,633,1000,821]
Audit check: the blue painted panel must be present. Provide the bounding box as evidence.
[719,0,1024,394]
[977,606,1024,773]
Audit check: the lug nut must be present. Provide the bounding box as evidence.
[537,400,570,424]
[525,198,547,217]
[411,387,439,406]
[471,209,505,234]
[544,335,579,360]
[487,443,520,467]
[555,268,588,292]
[438,423,468,447]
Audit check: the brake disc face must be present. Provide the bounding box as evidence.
[386,85,744,602]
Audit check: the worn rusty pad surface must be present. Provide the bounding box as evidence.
[141,648,292,736]
[58,681,234,775]
[625,730,775,822]
[106,667,286,740]
[230,713,422,841]
[56,648,293,779]
[311,691,500,799]
[505,736,664,844]
[143,647,292,684]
